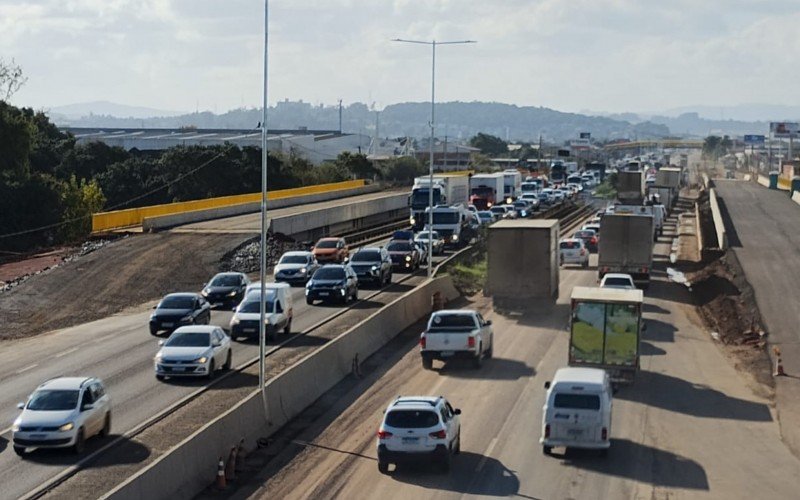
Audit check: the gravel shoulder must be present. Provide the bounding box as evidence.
[0,233,252,341]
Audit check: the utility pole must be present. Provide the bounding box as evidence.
[338,99,343,133]
[537,133,542,173]
[443,135,448,171]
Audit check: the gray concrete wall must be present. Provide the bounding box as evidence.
[708,188,728,250]
[486,220,559,306]
[102,276,460,500]
[142,185,381,232]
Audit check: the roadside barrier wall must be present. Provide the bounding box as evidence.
[92,180,368,232]
[103,276,459,500]
[708,188,727,250]
[792,191,800,207]
[758,175,770,188]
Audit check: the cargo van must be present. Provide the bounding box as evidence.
[540,367,612,456]
[230,282,293,341]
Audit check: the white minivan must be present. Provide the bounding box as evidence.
[540,367,612,456]
[230,282,293,341]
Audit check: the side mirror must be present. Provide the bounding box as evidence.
[486,320,492,326]
[158,339,165,346]
[17,402,25,410]
[152,305,157,309]
[81,403,94,412]
[454,408,461,415]
[544,381,551,390]
[213,341,222,347]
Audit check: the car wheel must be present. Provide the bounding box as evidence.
[454,433,461,454]
[472,348,483,369]
[485,341,493,359]
[378,462,389,474]
[73,428,86,454]
[284,319,292,335]
[207,360,216,379]
[100,413,111,438]
[352,289,358,302]
[223,350,232,370]
[542,445,552,456]
[422,357,433,370]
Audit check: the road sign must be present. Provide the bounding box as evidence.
[579,132,591,140]
[744,134,766,145]
[770,122,800,138]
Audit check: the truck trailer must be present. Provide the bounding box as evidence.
[597,214,654,288]
[616,170,645,205]
[502,169,522,204]
[469,173,505,210]
[568,286,644,384]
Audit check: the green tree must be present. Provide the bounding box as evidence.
[469,133,508,156]
[59,176,106,241]
[383,156,424,182]
[334,151,376,179]
[0,101,35,180]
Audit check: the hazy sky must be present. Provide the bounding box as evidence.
[3,0,800,115]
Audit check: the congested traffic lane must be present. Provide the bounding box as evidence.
[0,238,452,500]
[247,233,800,500]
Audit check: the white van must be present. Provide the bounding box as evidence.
[540,367,612,456]
[230,282,293,341]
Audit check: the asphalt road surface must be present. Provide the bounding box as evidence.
[242,210,800,499]
[714,179,800,458]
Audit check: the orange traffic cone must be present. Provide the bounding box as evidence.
[774,347,786,377]
[215,457,226,490]
[225,446,237,481]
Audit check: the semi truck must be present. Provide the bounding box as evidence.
[410,174,469,230]
[616,170,645,205]
[425,204,474,248]
[502,169,522,203]
[469,173,505,210]
[568,286,644,384]
[597,214,654,288]
[586,162,607,182]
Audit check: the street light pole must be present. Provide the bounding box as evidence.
[258,0,270,424]
[392,38,476,278]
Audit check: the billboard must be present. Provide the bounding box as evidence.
[770,122,800,138]
[579,132,591,140]
[743,134,766,145]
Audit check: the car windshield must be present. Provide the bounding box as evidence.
[165,332,210,347]
[315,240,338,249]
[560,241,581,249]
[490,207,505,214]
[26,390,79,411]
[478,212,493,219]
[384,410,440,428]
[604,277,632,287]
[575,231,595,238]
[554,393,601,410]
[428,313,476,331]
[210,275,239,287]
[239,299,275,313]
[417,232,439,240]
[313,267,345,280]
[279,255,308,265]
[387,242,412,252]
[351,251,380,262]
[159,296,194,309]
[431,212,460,224]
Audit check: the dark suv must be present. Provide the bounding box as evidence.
[305,265,359,305]
[349,247,392,286]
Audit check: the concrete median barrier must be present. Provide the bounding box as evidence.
[758,175,770,188]
[708,188,727,250]
[792,191,800,207]
[102,276,459,500]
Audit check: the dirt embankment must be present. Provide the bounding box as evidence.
[0,232,251,341]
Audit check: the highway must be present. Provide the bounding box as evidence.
[242,209,800,499]
[0,236,443,500]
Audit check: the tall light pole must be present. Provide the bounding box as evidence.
[258,0,270,423]
[392,38,476,278]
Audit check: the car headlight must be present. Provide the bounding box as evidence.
[150,314,156,321]
[487,202,493,208]
[506,197,512,204]
[371,265,378,271]
[12,422,20,432]
[201,290,208,297]
[452,234,459,242]
[410,217,416,225]
[228,290,237,297]
[231,317,240,326]
[405,255,412,262]
[155,352,163,361]
[299,267,307,274]
[59,422,74,432]
[195,356,208,364]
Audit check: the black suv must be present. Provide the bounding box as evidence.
[349,247,392,286]
[305,265,359,305]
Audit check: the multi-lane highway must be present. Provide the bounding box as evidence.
[240,203,800,500]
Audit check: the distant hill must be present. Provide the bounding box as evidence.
[48,100,186,120]
[49,100,670,142]
[661,103,800,123]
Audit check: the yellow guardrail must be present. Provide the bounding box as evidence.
[92,179,366,232]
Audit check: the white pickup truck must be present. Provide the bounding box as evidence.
[420,309,494,370]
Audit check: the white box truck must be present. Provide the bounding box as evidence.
[410,174,469,230]
[597,214,654,288]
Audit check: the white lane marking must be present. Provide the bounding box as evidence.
[54,346,79,358]
[15,363,38,374]
[93,334,115,344]
[476,437,498,473]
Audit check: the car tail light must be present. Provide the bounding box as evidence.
[601,427,608,440]
[580,249,586,256]
[467,336,476,348]
[641,267,648,273]
[378,429,393,439]
[591,237,597,244]
[429,429,447,439]
[420,336,426,349]
[544,424,551,438]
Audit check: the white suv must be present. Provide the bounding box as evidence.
[13,377,112,456]
[377,396,461,474]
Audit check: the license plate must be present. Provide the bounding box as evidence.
[161,322,173,328]
[172,367,186,372]
[567,428,583,436]
[243,328,255,333]
[440,351,455,357]
[29,434,47,439]
[402,437,419,444]
[318,292,329,296]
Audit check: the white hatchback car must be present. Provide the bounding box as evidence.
[13,377,112,456]
[377,396,461,474]
[559,238,589,268]
[154,326,232,380]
